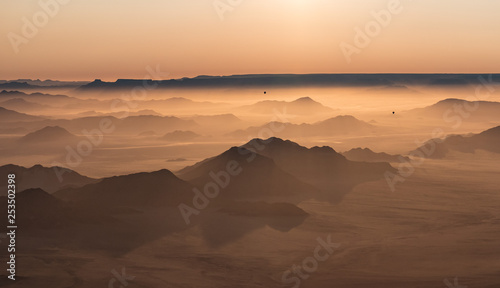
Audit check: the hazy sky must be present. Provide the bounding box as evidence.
[1,0,499,80]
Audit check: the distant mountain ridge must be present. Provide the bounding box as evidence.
[228,115,375,139]
[238,97,334,115]
[342,148,410,163]
[76,74,500,90]
[160,130,201,142]
[0,106,45,122]
[406,98,500,121]
[411,125,500,158]
[19,126,79,143]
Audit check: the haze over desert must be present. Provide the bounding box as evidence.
[1,1,500,287]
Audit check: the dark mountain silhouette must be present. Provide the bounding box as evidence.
[0,164,96,194]
[10,115,199,135]
[18,126,79,143]
[160,130,201,142]
[0,188,99,228]
[411,125,500,158]
[0,79,89,87]
[0,90,70,101]
[0,82,35,89]
[76,74,500,91]
[76,109,163,118]
[0,106,45,122]
[406,98,500,121]
[17,168,306,253]
[228,115,375,139]
[238,97,334,115]
[429,78,469,86]
[241,137,395,202]
[55,169,193,210]
[342,148,410,163]
[177,147,319,203]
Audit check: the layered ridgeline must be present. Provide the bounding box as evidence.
[76,74,500,91]
[0,106,244,136]
[179,137,395,203]
[55,169,193,209]
[0,164,96,194]
[20,166,310,251]
[2,113,198,135]
[0,106,45,122]
[228,115,375,139]
[177,146,319,204]
[160,130,202,142]
[18,126,79,144]
[411,125,500,158]
[342,148,410,163]
[0,90,231,115]
[405,98,500,122]
[240,138,394,202]
[237,97,335,115]
[0,98,51,113]
[0,188,101,228]
[3,137,396,252]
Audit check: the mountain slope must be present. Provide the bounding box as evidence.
[342,148,410,163]
[241,137,395,202]
[228,115,375,139]
[0,188,96,228]
[0,164,96,194]
[55,169,193,209]
[160,130,201,142]
[411,125,500,158]
[405,98,500,122]
[177,147,318,203]
[0,98,51,112]
[0,106,44,122]
[18,126,79,143]
[238,97,334,115]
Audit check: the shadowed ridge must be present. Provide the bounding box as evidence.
[0,164,96,194]
[241,137,394,203]
[54,169,193,209]
[477,125,500,138]
[177,144,318,203]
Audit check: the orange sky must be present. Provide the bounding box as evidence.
[1,0,499,81]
